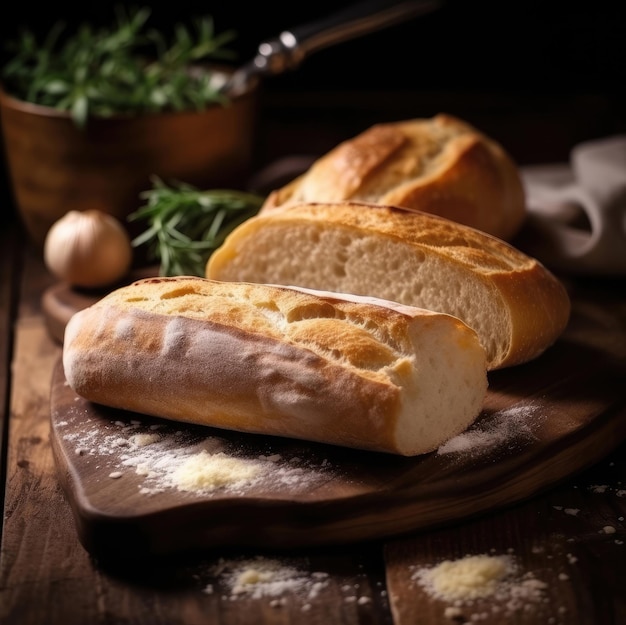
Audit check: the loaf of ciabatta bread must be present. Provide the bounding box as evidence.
[260,114,527,241]
[62,277,488,456]
[206,202,571,370]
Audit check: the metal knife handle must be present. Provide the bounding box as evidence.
[284,0,444,67]
[226,0,444,94]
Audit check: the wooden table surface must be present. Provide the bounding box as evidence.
[2,99,626,624]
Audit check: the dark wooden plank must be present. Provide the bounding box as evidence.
[0,245,87,625]
[0,218,22,542]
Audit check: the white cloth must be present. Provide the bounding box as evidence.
[520,135,626,276]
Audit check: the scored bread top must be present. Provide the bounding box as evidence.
[207,202,571,370]
[261,114,527,241]
[89,276,441,386]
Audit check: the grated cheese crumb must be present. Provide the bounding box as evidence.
[411,553,548,621]
[413,555,514,601]
[130,433,160,447]
[171,451,261,492]
[62,412,334,497]
[444,605,464,620]
[207,556,330,601]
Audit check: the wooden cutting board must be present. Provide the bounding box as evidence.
[49,279,626,564]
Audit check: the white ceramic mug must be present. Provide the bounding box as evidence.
[522,135,626,276]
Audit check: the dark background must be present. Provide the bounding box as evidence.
[2,0,625,229]
[2,0,625,94]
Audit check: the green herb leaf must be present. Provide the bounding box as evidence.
[128,177,264,277]
[2,6,237,128]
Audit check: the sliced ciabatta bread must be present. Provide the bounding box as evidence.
[63,277,488,457]
[261,114,527,241]
[206,202,570,370]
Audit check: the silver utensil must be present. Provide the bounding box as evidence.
[221,0,444,96]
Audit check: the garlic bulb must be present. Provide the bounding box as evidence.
[44,210,133,288]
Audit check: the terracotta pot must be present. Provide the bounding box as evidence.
[0,85,258,248]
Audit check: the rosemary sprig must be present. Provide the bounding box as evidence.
[129,176,264,277]
[2,6,237,127]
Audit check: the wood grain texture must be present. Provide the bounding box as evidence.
[0,221,20,519]
[0,246,95,625]
[48,277,626,562]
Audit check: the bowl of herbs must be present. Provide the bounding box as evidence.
[0,6,259,248]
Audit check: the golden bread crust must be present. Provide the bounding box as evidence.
[261,114,526,241]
